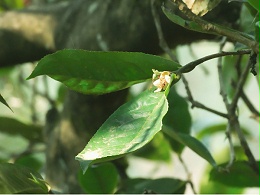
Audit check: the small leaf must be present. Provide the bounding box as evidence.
[0,163,49,194]
[78,163,119,194]
[210,161,259,187]
[117,178,186,194]
[0,117,43,142]
[162,6,207,34]
[27,50,181,94]
[75,90,168,173]
[0,94,13,112]
[163,126,217,167]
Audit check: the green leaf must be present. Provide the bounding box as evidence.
[163,126,217,167]
[163,87,191,154]
[133,131,172,163]
[15,152,45,172]
[210,161,259,187]
[163,5,254,40]
[75,90,168,173]
[27,50,181,94]
[247,0,259,11]
[0,94,13,112]
[0,117,43,142]
[78,163,119,194]
[117,178,186,194]
[162,6,207,34]
[0,163,49,194]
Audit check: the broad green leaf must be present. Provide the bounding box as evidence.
[163,126,217,167]
[27,50,181,94]
[210,161,259,187]
[116,178,186,194]
[0,163,49,194]
[163,87,191,154]
[0,94,13,112]
[0,117,43,142]
[78,163,119,194]
[133,131,172,163]
[75,90,168,173]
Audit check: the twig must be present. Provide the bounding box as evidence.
[178,155,197,194]
[217,38,236,169]
[230,55,254,112]
[217,39,259,173]
[240,91,260,117]
[151,0,178,62]
[182,76,228,118]
[224,124,236,169]
[176,50,251,74]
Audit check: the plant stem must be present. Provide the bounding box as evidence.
[178,155,197,194]
[151,0,178,62]
[177,50,251,74]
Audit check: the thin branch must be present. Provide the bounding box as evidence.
[217,38,236,169]
[225,124,236,169]
[230,53,256,111]
[176,50,251,74]
[182,75,228,118]
[151,0,178,62]
[240,91,260,117]
[178,155,197,194]
[217,39,259,173]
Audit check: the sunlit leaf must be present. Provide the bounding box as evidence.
[78,163,119,194]
[27,50,181,94]
[210,161,259,187]
[163,126,217,167]
[75,90,168,173]
[0,163,49,194]
[116,178,186,194]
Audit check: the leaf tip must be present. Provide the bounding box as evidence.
[75,156,92,174]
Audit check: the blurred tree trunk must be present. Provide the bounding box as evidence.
[0,0,240,193]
